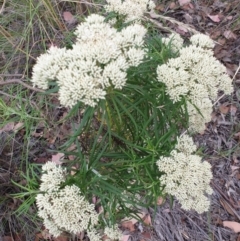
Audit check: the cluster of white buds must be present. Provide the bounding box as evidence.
[157,135,213,213]
[36,162,99,238]
[105,0,155,22]
[157,33,233,132]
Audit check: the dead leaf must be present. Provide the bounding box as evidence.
[219,105,229,114]
[41,228,52,240]
[0,122,15,133]
[121,212,145,232]
[226,16,233,20]
[188,3,194,9]
[67,144,77,161]
[237,234,240,241]
[169,2,177,9]
[52,153,65,165]
[223,30,237,40]
[13,122,24,132]
[157,197,164,205]
[236,173,240,180]
[35,157,48,164]
[155,4,165,12]
[231,166,239,171]
[178,0,191,6]
[230,105,237,115]
[143,214,152,226]
[34,233,43,241]
[63,11,76,24]
[121,235,130,241]
[121,221,135,232]
[210,30,222,40]
[176,25,188,34]
[141,231,151,240]
[184,13,193,23]
[208,14,221,22]
[102,234,109,241]
[53,235,68,241]
[223,221,240,233]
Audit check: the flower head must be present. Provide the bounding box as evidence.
[39,161,66,192]
[190,33,215,49]
[36,162,99,237]
[104,224,122,240]
[162,33,184,52]
[157,135,213,213]
[105,0,155,22]
[157,34,233,132]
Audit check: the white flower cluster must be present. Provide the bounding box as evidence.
[190,33,215,49]
[31,14,147,107]
[36,162,99,237]
[157,34,233,132]
[39,161,67,193]
[156,135,213,213]
[104,224,122,240]
[162,33,184,52]
[105,0,155,22]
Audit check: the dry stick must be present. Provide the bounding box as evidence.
[0,0,6,14]
[144,17,173,33]
[0,79,58,96]
[0,74,23,77]
[232,61,240,81]
[211,181,240,221]
[148,12,201,35]
[59,0,104,6]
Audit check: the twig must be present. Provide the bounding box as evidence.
[148,12,201,35]
[0,74,23,77]
[0,90,21,100]
[59,0,104,6]
[0,79,58,96]
[232,61,240,81]
[144,17,173,33]
[213,93,225,106]
[0,0,6,14]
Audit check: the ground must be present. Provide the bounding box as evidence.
[0,0,240,240]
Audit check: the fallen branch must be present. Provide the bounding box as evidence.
[0,79,58,96]
[147,12,201,35]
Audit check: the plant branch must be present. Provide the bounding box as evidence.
[0,79,58,96]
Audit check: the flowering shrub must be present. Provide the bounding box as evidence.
[28,4,234,240]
